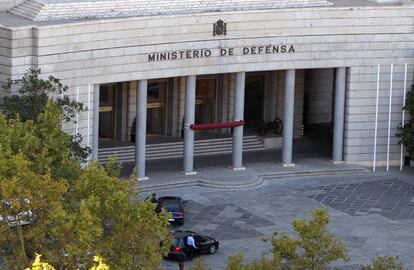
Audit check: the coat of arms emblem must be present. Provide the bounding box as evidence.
[213,20,227,36]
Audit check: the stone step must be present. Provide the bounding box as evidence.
[8,0,42,20]
[8,8,36,20]
[99,144,266,163]
[99,136,265,163]
[99,135,259,152]
[99,139,263,155]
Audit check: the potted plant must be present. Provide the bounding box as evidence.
[396,85,414,167]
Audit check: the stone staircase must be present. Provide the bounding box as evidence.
[99,135,265,163]
[8,0,43,21]
[7,0,333,22]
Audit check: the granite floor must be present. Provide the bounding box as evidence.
[146,169,414,270]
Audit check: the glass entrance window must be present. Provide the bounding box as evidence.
[244,75,265,129]
[147,81,166,135]
[99,84,116,139]
[195,78,216,124]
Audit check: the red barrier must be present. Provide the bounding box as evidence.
[190,120,245,130]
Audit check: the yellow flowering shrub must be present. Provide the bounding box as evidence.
[25,254,109,270]
[90,256,110,270]
[25,254,54,270]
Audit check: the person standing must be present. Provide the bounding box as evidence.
[186,235,197,260]
[177,249,186,270]
[146,193,157,203]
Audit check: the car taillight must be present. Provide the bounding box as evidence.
[176,211,183,216]
[172,247,182,252]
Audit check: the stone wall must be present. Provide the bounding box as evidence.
[304,68,334,124]
[345,64,414,165]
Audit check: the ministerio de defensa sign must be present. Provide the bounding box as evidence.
[147,45,296,62]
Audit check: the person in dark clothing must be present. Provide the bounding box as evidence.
[185,235,197,260]
[146,193,157,203]
[177,252,185,270]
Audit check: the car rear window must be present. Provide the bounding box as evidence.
[164,204,180,212]
[172,237,184,247]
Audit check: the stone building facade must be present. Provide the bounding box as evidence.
[0,0,413,179]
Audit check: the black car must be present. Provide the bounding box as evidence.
[156,196,185,225]
[168,230,219,260]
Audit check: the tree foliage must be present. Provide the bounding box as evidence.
[397,85,414,155]
[0,102,82,182]
[266,208,349,269]
[0,105,171,270]
[190,208,348,270]
[1,68,89,161]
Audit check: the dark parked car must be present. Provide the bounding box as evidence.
[168,230,219,260]
[156,196,185,225]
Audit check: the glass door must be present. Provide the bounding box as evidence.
[244,75,264,128]
[99,84,116,139]
[195,78,216,125]
[147,81,166,135]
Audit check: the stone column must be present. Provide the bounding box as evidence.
[177,77,186,137]
[281,69,296,166]
[183,75,197,175]
[136,80,148,180]
[92,84,100,160]
[232,72,246,170]
[332,67,346,163]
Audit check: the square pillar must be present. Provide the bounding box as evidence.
[231,72,246,170]
[332,67,346,163]
[281,69,296,166]
[183,75,197,175]
[135,80,148,180]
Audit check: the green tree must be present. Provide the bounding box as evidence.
[0,154,68,267]
[0,105,171,270]
[397,85,414,156]
[59,161,171,270]
[1,68,89,161]
[191,208,348,270]
[267,208,349,269]
[0,102,82,182]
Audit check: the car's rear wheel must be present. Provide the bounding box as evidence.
[208,244,217,254]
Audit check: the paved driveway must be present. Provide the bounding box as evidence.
[152,169,414,270]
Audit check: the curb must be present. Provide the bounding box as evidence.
[258,167,370,180]
[139,167,369,192]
